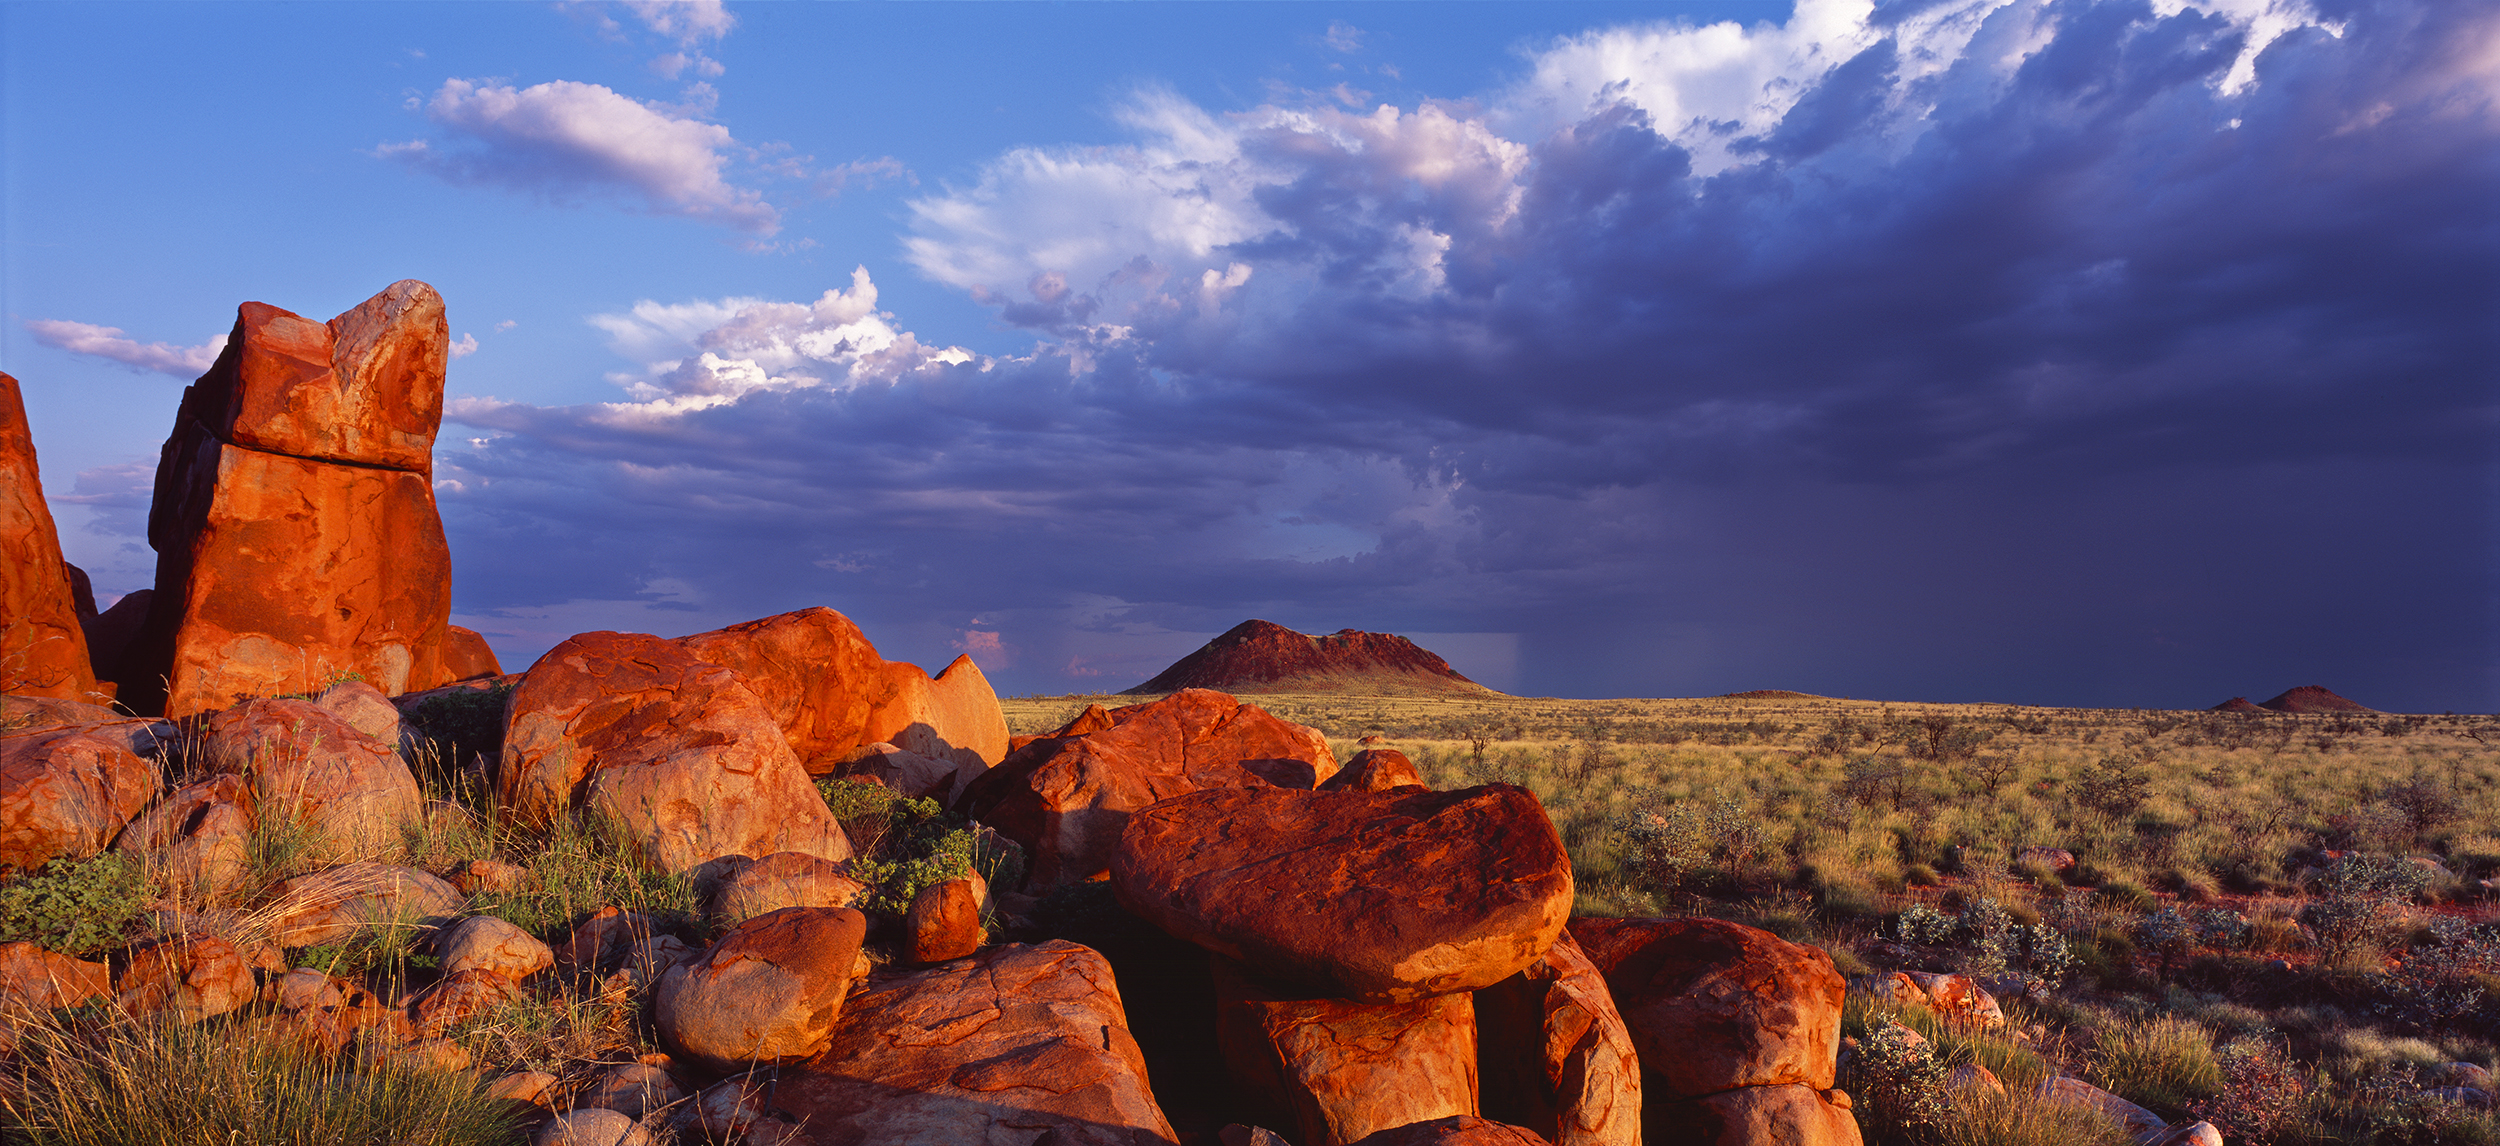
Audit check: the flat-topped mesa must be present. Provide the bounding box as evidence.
[117,281,455,716]
[1127,619,1494,697]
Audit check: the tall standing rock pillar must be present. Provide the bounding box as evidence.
[0,372,100,701]
[120,280,454,717]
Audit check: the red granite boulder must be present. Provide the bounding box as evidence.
[1322,748,1427,792]
[1347,1119,1553,1146]
[772,940,1179,1146]
[0,723,157,870]
[654,906,867,1073]
[1215,957,1480,1146]
[0,941,111,1012]
[902,875,986,964]
[117,934,255,1024]
[0,372,97,702]
[860,654,1010,775]
[1114,783,1572,1003]
[440,625,502,681]
[122,281,454,717]
[196,697,422,863]
[499,631,850,872]
[1565,917,1844,1098]
[675,608,893,771]
[1474,932,1641,1146]
[962,688,1339,888]
[117,773,254,900]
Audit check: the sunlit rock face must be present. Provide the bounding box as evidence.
[121,280,455,717]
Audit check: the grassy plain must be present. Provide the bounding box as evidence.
[1009,690,2500,1146]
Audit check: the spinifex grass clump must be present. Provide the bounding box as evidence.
[0,1009,518,1146]
[466,811,697,940]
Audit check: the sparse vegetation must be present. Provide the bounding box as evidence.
[1010,691,2500,1145]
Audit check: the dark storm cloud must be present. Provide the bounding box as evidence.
[441,0,2498,707]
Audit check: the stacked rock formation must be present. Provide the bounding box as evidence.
[118,281,458,716]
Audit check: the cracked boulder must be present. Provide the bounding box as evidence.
[499,631,850,872]
[1113,783,1571,1003]
[655,906,867,1074]
[0,722,156,870]
[119,281,456,716]
[1214,956,1480,1146]
[772,939,1179,1146]
[961,689,1337,889]
[1474,932,1641,1146]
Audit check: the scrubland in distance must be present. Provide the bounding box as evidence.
[1009,692,2500,1146]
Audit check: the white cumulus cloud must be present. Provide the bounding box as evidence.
[23,320,226,377]
[381,78,779,234]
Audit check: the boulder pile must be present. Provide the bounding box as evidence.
[0,280,1915,1146]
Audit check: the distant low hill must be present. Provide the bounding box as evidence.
[1125,620,1497,697]
[2208,685,2377,713]
[2258,685,2376,713]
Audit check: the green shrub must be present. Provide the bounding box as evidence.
[1844,1020,1951,1141]
[0,853,155,955]
[817,777,1027,917]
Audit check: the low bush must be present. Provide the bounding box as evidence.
[0,853,155,955]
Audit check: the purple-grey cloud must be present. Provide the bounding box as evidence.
[380,78,779,235]
[432,0,2499,709]
[23,320,225,377]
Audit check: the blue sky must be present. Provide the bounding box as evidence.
[5,0,2494,709]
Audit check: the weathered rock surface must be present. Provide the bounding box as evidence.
[1664,1083,1862,1146]
[1215,957,1480,1146]
[262,862,462,947]
[963,688,1339,888]
[774,939,1179,1146]
[535,1108,652,1146]
[441,625,502,680]
[196,697,422,862]
[1568,917,1844,1099]
[1344,1118,1554,1146]
[0,722,156,871]
[437,915,554,980]
[704,851,868,927]
[675,608,894,771]
[655,906,866,1073]
[118,773,253,900]
[407,966,525,1036]
[1321,748,1427,792]
[904,875,986,964]
[124,281,455,717]
[1115,783,1571,1002]
[314,679,403,748]
[499,631,850,872]
[0,372,98,702]
[1475,932,1641,1146]
[579,1060,689,1120]
[1899,971,2003,1029]
[862,654,1011,776]
[117,934,255,1024]
[2148,1123,2226,1146]
[0,941,110,1012]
